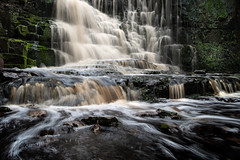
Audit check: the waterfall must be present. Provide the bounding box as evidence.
[169,83,185,99]
[209,79,240,96]
[10,79,126,106]
[51,0,183,68]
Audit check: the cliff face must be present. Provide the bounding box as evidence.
[0,0,55,68]
[181,0,240,72]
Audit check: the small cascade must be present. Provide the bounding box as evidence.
[169,83,185,99]
[209,79,240,96]
[10,79,126,106]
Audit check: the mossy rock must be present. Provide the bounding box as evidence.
[16,24,29,37]
[28,44,55,67]
[1,53,26,68]
[7,38,28,55]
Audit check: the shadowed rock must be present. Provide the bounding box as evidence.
[157,109,182,120]
[81,117,118,127]
[0,107,12,116]
[39,129,55,136]
[0,57,3,71]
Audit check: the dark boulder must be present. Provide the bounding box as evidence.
[81,117,119,127]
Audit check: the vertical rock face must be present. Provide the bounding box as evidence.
[0,0,55,68]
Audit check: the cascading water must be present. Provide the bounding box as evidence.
[51,0,183,68]
[52,0,129,65]
[1,0,240,160]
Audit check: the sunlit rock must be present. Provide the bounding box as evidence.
[28,110,47,118]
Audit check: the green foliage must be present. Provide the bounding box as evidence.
[183,0,234,28]
[196,43,225,72]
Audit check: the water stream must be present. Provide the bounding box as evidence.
[0,0,240,159]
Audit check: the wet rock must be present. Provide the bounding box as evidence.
[39,129,55,137]
[58,120,85,134]
[63,120,84,128]
[28,110,47,118]
[2,72,19,79]
[81,117,118,127]
[93,120,100,135]
[0,106,12,115]
[136,111,158,117]
[58,126,74,134]
[156,109,182,120]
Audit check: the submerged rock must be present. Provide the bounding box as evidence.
[81,117,119,127]
[28,110,47,118]
[136,109,182,120]
[157,109,182,120]
[136,111,158,117]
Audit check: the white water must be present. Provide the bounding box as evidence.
[51,0,183,69]
[3,99,240,159]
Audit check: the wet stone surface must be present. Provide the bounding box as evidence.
[28,110,47,118]
[81,117,119,127]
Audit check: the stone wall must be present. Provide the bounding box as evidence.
[0,0,55,68]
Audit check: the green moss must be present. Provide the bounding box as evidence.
[160,124,169,129]
[38,46,52,66]
[16,25,29,37]
[27,57,36,67]
[10,12,20,24]
[28,44,55,67]
[6,38,37,68]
